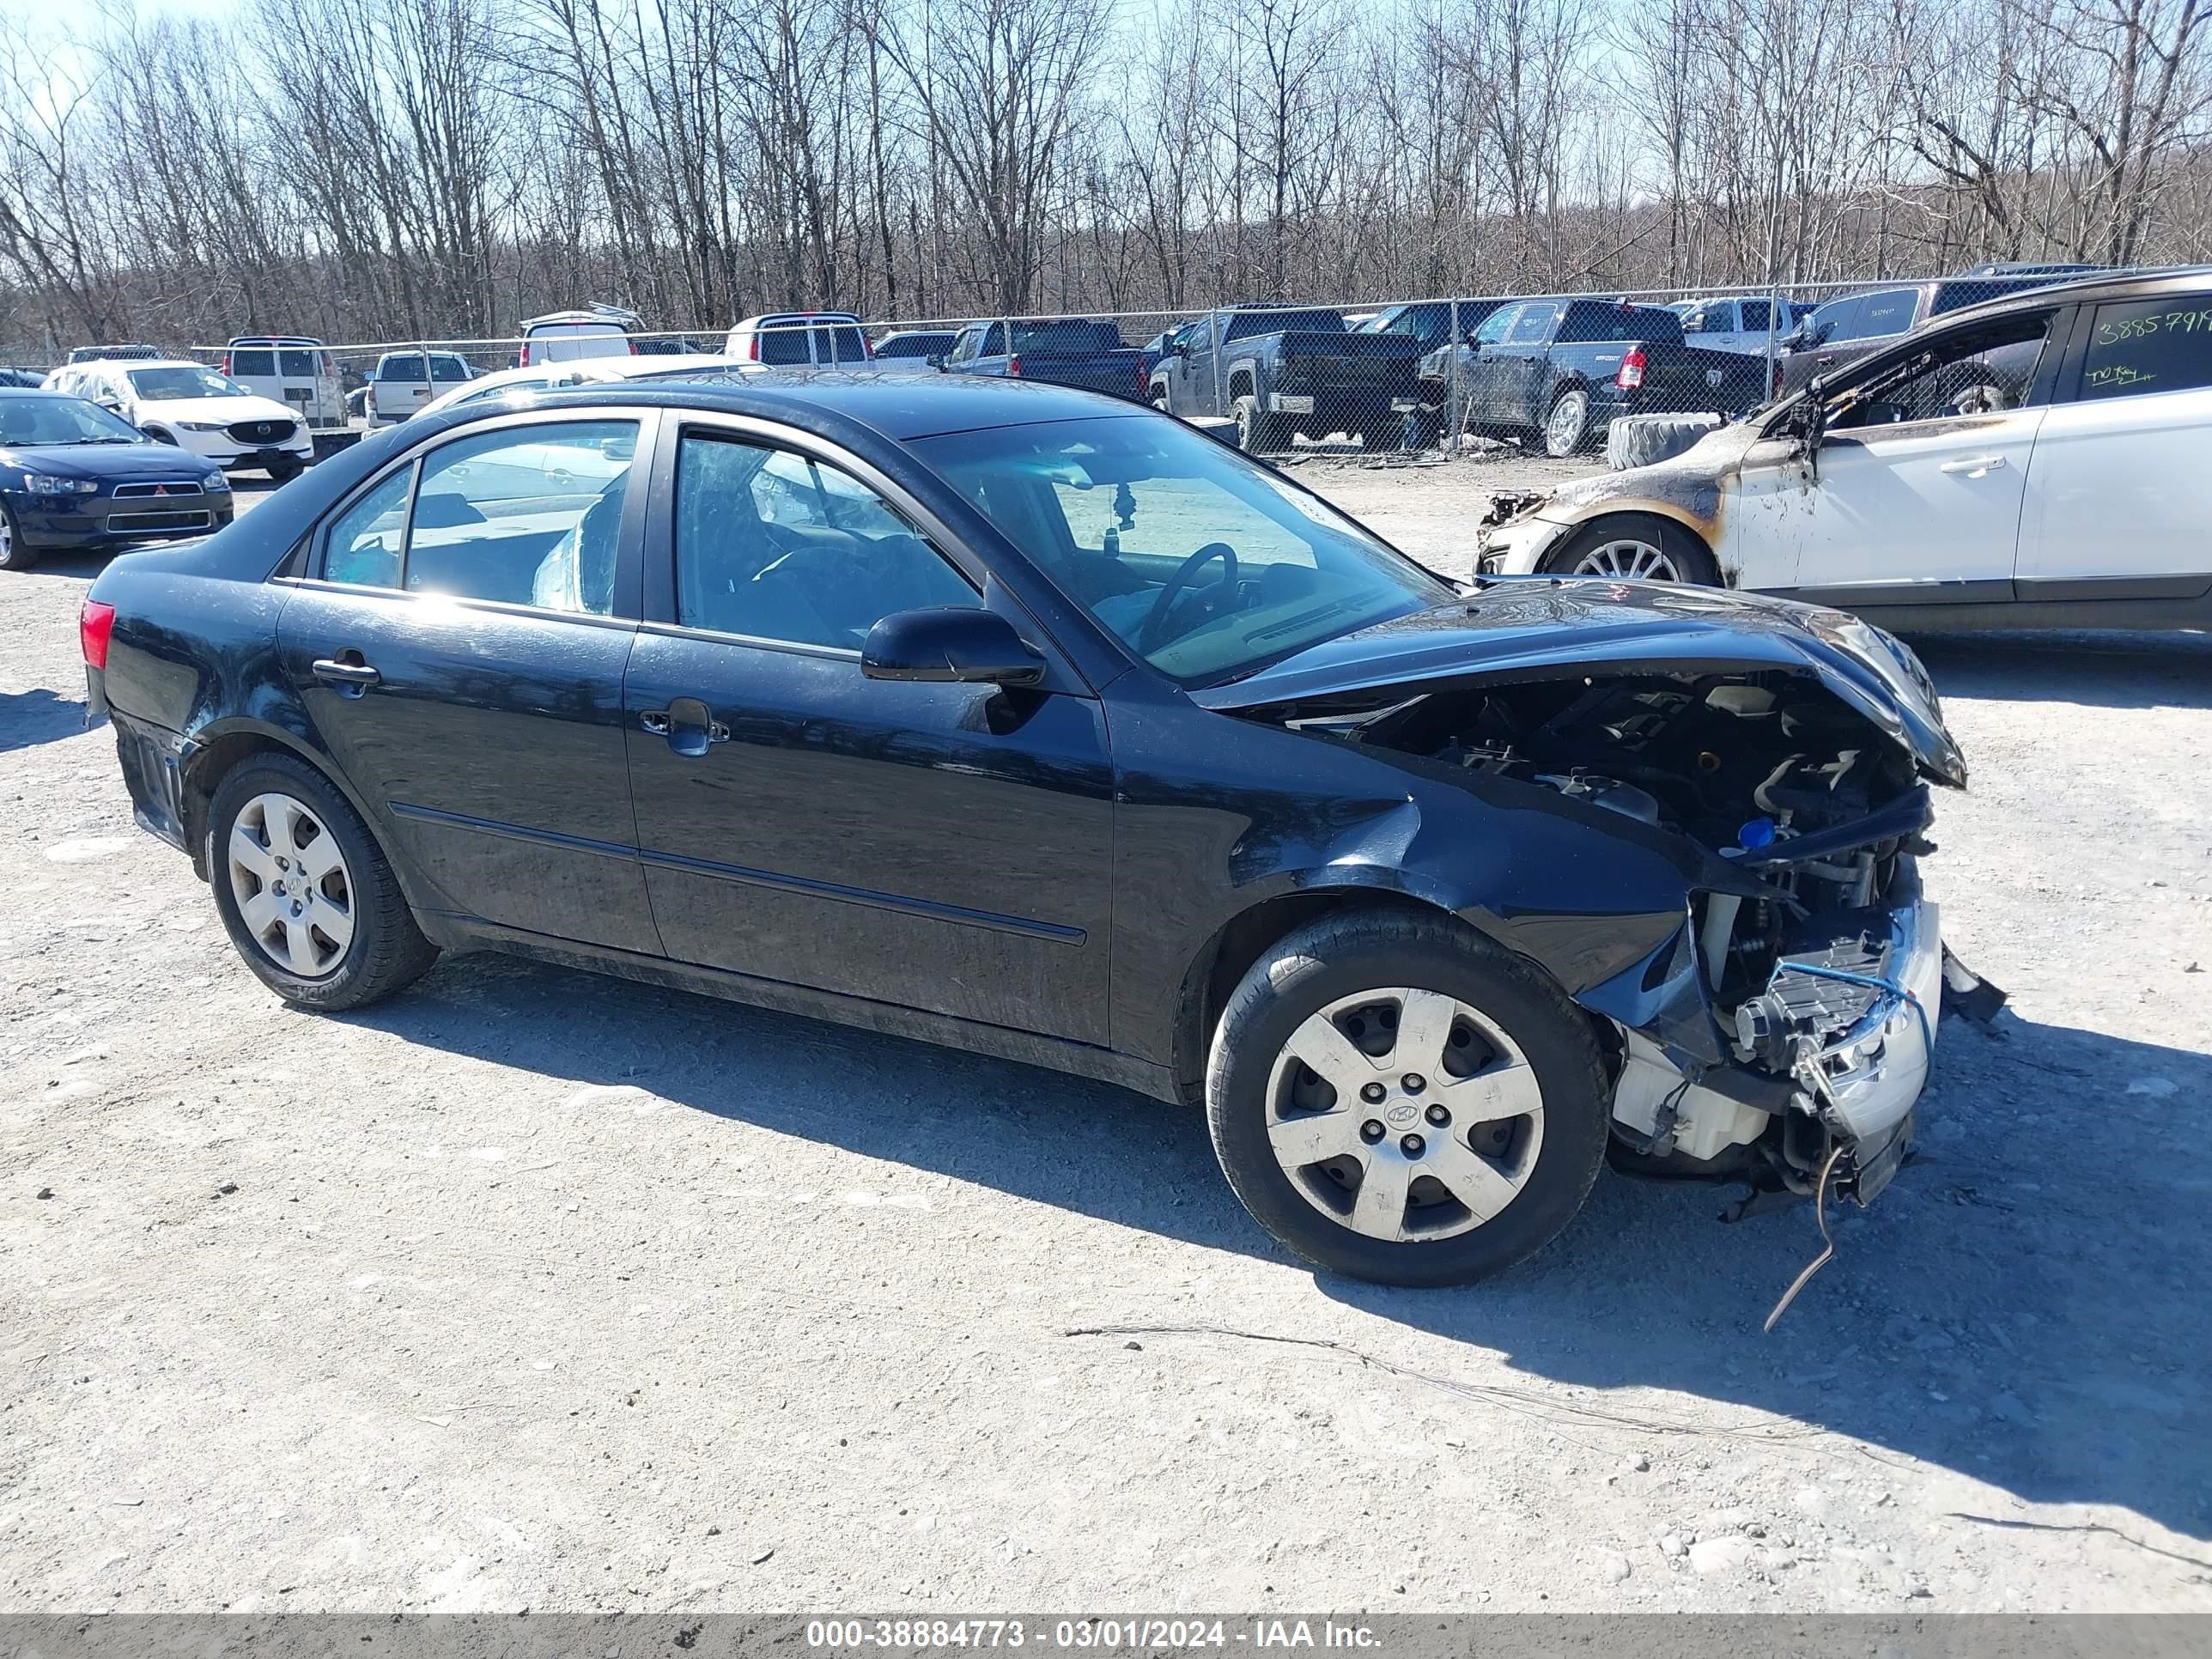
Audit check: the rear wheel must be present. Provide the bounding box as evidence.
[1231,394,1284,454]
[0,500,33,572]
[207,751,438,1011]
[1206,909,1609,1286]
[1542,513,1719,586]
[1542,388,1592,458]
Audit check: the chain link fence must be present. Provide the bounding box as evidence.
[0,270,2119,466]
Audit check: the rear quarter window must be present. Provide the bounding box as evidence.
[1851,290,1921,340]
[2077,295,2212,401]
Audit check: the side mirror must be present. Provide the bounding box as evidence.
[862,606,1045,688]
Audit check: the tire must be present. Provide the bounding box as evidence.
[1206,908,1610,1286]
[1231,393,1283,454]
[1606,412,1721,471]
[0,499,34,572]
[1542,387,1591,458]
[267,453,304,483]
[206,750,438,1011]
[1541,512,1719,586]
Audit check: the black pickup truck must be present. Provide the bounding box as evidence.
[1147,305,1427,452]
[939,318,1149,402]
[1436,296,1771,456]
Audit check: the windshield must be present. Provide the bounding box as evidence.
[128,366,246,401]
[0,393,146,446]
[912,416,1453,685]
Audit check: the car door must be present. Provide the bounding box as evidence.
[276,410,662,954]
[2015,289,2212,600]
[621,415,1115,1042]
[1461,302,1522,425]
[1725,307,2063,605]
[1492,300,1562,428]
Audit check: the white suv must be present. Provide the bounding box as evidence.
[725,313,871,367]
[42,358,313,480]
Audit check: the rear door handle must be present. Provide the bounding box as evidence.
[311,656,381,690]
[1939,454,2008,476]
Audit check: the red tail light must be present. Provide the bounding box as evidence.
[220,353,233,374]
[1006,354,1024,378]
[1137,362,1150,392]
[626,337,637,356]
[520,343,533,368]
[1616,345,1646,391]
[747,334,761,362]
[1771,359,1785,399]
[80,599,116,671]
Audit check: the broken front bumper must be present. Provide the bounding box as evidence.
[1474,512,1571,575]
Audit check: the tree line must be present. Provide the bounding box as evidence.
[0,0,2207,356]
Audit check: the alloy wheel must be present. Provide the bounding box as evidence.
[1571,538,1680,581]
[226,791,356,978]
[1545,393,1588,456]
[1263,988,1546,1243]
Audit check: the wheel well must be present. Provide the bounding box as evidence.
[1541,510,1717,578]
[1169,889,1466,1109]
[1228,370,1255,402]
[179,732,307,878]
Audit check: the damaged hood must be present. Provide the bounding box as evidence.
[1194,580,1966,787]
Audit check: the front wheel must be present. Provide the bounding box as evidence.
[1542,513,1719,586]
[1206,909,1609,1286]
[0,500,34,572]
[207,751,439,1010]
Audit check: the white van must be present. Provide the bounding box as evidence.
[222,337,345,428]
[520,305,640,366]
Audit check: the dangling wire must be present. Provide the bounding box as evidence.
[1764,1141,1845,1334]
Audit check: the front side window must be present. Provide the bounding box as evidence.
[321,420,637,615]
[1474,304,1520,346]
[674,433,974,648]
[127,366,246,400]
[913,415,1453,685]
[2076,295,2212,402]
[1827,313,2054,430]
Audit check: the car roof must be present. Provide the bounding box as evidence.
[1923,264,2212,322]
[228,335,326,346]
[431,367,1148,443]
[91,358,207,372]
[734,311,865,325]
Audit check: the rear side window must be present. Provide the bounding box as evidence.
[1846,290,1918,341]
[756,324,810,366]
[1505,302,1562,345]
[1224,309,1343,342]
[1741,301,1771,331]
[2077,296,2212,401]
[230,349,276,377]
[322,421,639,615]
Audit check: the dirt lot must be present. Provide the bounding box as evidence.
[3,462,2210,1614]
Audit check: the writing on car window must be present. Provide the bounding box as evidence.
[2080,298,2212,403]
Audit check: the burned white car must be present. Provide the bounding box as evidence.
[1478,268,2212,634]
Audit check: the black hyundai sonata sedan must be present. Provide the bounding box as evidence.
[82,372,1995,1286]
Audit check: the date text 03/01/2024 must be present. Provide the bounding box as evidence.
[804,1620,1383,1650]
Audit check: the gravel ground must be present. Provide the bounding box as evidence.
[3,464,2210,1614]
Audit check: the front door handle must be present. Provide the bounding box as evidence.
[312,655,381,692]
[642,698,728,757]
[1938,454,2008,477]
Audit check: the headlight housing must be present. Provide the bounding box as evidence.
[22,474,97,495]
[177,420,228,433]
[202,471,231,491]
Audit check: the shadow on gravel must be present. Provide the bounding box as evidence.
[1905,629,2212,710]
[0,686,89,751]
[349,951,2212,1545]
[1328,1006,2212,1547]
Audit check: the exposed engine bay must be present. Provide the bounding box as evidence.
[1307,666,2002,1223]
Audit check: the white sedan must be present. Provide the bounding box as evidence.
[42,358,314,481]
[1480,268,2212,632]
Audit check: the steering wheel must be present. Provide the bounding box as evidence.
[1138,542,1239,653]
